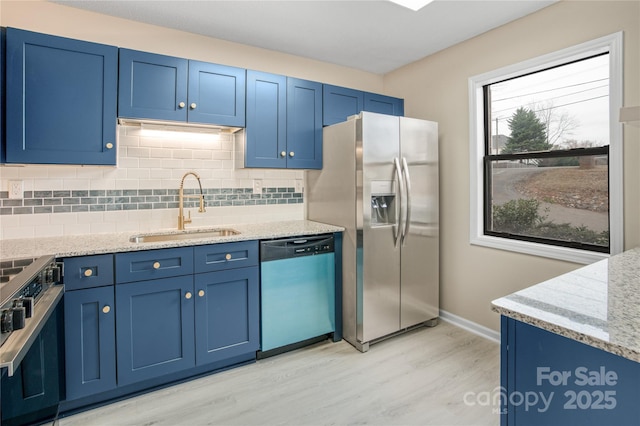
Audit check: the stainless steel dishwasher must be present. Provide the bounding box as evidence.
[259,234,336,356]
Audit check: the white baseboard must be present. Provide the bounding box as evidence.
[439,310,500,344]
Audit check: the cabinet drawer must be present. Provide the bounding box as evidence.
[64,254,114,291]
[115,248,194,283]
[194,241,258,273]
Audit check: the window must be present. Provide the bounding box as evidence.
[469,33,623,264]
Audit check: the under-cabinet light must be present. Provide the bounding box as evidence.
[137,123,220,142]
[388,0,434,11]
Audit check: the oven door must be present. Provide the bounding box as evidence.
[0,303,63,426]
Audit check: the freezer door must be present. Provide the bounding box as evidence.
[399,117,439,328]
[359,112,402,343]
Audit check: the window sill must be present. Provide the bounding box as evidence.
[470,235,608,265]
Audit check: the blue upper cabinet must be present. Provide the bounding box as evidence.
[287,78,323,169]
[5,28,117,165]
[118,49,245,127]
[323,84,404,126]
[364,92,404,117]
[323,84,364,126]
[118,49,188,122]
[245,72,322,169]
[245,70,287,168]
[188,60,245,127]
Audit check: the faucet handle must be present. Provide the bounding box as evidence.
[198,195,206,213]
[184,210,192,225]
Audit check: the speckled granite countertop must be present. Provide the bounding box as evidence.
[492,247,640,363]
[0,220,344,260]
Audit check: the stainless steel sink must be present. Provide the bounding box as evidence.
[129,228,240,243]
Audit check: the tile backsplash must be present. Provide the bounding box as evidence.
[0,125,305,240]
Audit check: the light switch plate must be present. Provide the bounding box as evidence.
[8,180,23,199]
[295,179,303,193]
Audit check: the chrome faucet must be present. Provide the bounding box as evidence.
[178,171,206,230]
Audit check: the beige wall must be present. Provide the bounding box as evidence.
[2,1,638,331]
[384,0,640,330]
[0,0,384,92]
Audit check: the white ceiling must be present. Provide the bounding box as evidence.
[51,0,557,74]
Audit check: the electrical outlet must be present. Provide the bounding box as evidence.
[295,179,304,193]
[252,179,263,194]
[8,180,23,199]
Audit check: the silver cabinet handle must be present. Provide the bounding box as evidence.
[190,103,197,109]
[401,157,412,246]
[178,102,186,108]
[393,157,403,249]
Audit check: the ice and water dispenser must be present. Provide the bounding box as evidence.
[370,180,396,226]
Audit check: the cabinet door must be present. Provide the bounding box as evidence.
[116,276,195,386]
[194,267,259,365]
[245,70,287,168]
[64,287,116,400]
[322,84,363,126]
[287,78,323,169]
[188,61,245,127]
[502,317,640,426]
[5,28,117,165]
[364,92,404,116]
[118,49,188,122]
[1,28,5,164]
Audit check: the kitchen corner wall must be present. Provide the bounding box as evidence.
[0,126,304,240]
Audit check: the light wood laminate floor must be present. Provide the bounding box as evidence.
[58,321,500,426]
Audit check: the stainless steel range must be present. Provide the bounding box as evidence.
[1,255,64,426]
[0,255,63,366]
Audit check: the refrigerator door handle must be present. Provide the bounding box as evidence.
[393,157,404,248]
[401,157,412,245]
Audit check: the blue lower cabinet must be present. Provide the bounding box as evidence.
[194,267,260,365]
[501,317,640,426]
[116,276,196,386]
[64,286,116,400]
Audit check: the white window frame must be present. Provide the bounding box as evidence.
[468,32,623,264]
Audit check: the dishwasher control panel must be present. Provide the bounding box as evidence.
[260,234,334,262]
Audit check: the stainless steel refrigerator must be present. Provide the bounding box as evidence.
[307,111,439,352]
